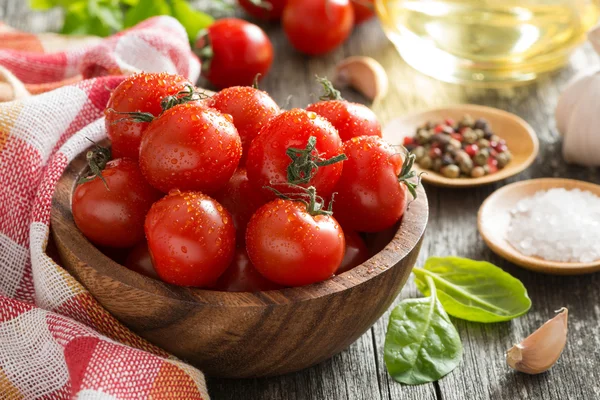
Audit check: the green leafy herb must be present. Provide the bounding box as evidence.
[170,0,214,41]
[29,0,213,41]
[384,275,462,385]
[413,257,532,323]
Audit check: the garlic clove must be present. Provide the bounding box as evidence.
[506,308,568,374]
[334,56,389,102]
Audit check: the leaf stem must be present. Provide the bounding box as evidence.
[286,136,347,185]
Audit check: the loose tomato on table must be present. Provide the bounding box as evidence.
[282,0,354,56]
[238,0,287,20]
[125,242,159,280]
[333,136,419,232]
[351,0,375,25]
[246,108,345,199]
[145,191,236,287]
[213,247,283,292]
[196,18,273,89]
[337,231,369,274]
[213,168,267,244]
[104,72,191,160]
[246,188,345,286]
[208,86,280,166]
[306,78,381,141]
[139,103,242,195]
[72,155,161,248]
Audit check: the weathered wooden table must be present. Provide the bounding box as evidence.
[4,1,600,399]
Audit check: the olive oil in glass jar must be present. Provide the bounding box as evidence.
[375,0,600,84]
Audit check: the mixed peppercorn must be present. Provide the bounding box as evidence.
[403,115,512,179]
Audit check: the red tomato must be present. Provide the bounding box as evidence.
[213,168,267,244]
[283,0,354,56]
[145,191,236,287]
[246,199,345,286]
[197,18,273,89]
[213,247,283,292]
[246,108,344,199]
[333,136,418,232]
[337,231,369,274]
[105,73,191,160]
[306,100,381,142]
[125,242,159,279]
[352,0,375,24]
[72,158,161,248]
[139,103,242,194]
[238,0,287,20]
[208,86,280,166]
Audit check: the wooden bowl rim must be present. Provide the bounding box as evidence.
[478,177,600,275]
[51,150,429,307]
[383,104,540,188]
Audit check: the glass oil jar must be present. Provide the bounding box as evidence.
[375,0,600,84]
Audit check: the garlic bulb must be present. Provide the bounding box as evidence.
[506,308,568,374]
[555,25,600,166]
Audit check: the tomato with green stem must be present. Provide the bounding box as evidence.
[332,136,420,232]
[139,102,242,194]
[104,72,192,160]
[238,0,287,20]
[145,190,236,287]
[213,247,283,292]
[196,18,273,89]
[282,0,354,56]
[208,86,280,166]
[306,77,381,141]
[246,108,345,199]
[72,154,161,249]
[246,186,345,286]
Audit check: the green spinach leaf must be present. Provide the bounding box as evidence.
[123,0,171,29]
[384,276,462,385]
[171,0,214,42]
[413,257,531,323]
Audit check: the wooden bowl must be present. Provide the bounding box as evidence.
[50,149,429,378]
[478,178,600,275]
[383,104,539,188]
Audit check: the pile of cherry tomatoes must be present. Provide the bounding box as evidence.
[197,0,375,89]
[72,72,417,292]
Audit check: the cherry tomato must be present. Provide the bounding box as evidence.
[352,0,375,24]
[282,0,354,56]
[306,100,381,142]
[197,18,273,89]
[125,242,159,279]
[105,73,191,160]
[213,247,283,292]
[213,168,267,244]
[246,108,344,199]
[208,86,280,166]
[145,191,236,287]
[246,199,345,286]
[238,0,287,20]
[139,103,242,194]
[333,136,417,232]
[72,158,161,248]
[337,231,369,274]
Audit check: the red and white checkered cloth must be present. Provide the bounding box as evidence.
[0,16,210,399]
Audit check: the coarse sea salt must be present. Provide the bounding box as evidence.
[507,188,600,263]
